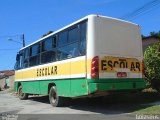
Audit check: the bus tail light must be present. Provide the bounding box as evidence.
[91,56,99,79]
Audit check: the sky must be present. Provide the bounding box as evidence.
[0,0,160,70]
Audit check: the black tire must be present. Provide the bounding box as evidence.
[18,86,28,100]
[49,86,65,107]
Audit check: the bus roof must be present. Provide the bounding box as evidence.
[20,14,138,51]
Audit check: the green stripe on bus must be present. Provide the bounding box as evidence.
[14,78,146,97]
[88,78,146,94]
[15,78,88,97]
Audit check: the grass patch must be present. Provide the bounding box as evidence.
[101,90,160,114]
[134,105,160,114]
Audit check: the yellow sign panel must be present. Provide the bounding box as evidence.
[100,56,142,73]
[15,59,86,80]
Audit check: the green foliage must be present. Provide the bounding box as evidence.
[142,31,160,39]
[144,43,160,87]
[150,31,160,38]
[134,105,160,114]
[150,31,156,36]
[141,35,146,39]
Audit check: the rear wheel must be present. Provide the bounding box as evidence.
[18,86,28,100]
[49,86,65,107]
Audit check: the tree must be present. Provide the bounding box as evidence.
[141,35,146,39]
[144,42,160,92]
[149,31,160,38]
[150,31,157,36]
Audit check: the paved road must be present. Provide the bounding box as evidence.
[0,90,146,120]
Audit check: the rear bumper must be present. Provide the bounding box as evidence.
[88,78,146,94]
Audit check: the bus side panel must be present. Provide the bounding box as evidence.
[70,56,88,96]
[39,79,71,96]
[14,82,18,92]
[40,79,88,97]
[15,79,71,96]
[22,81,40,94]
[14,71,22,92]
[70,79,88,97]
[15,79,88,97]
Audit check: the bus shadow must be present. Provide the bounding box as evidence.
[68,92,160,114]
[28,95,50,104]
[27,92,160,115]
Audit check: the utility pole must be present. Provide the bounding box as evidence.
[22,34,25,47]
[8,34,26,47]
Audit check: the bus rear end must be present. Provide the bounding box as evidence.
[87,15,145,96]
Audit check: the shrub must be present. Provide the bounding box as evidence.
[144,42,160,92]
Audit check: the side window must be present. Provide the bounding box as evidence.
[41,51,56,63]
[29,44,40,66]
[53,36,57,48]
[23,48,29,68]
[19,51,24,69]
[79,22,87,56]
[58,31,67,47]
[42,38,52,52]
[68,26,79,43]
[57,43,79,60]
[30,44,40,57]
[57,22,87,61]
[41,36,57,64]
[15,51,24,69]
